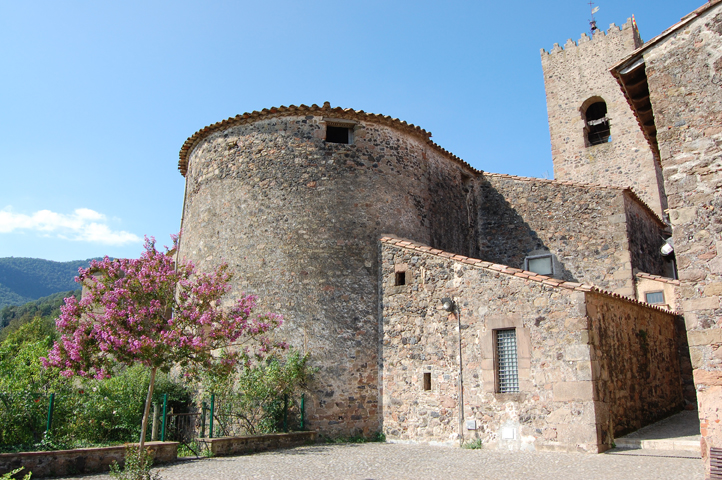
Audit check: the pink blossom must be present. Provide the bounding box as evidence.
[43,233,286,379]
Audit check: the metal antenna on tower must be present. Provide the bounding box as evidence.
[588,1,600,35]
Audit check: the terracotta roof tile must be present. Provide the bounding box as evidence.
[178,103,482,178]
[380,234,677,314]
[635,271,681,285]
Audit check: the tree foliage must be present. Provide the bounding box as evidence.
[0,289,80,341]
[43,236,283,379]
[202,350,315,436]
[41,234,285,462]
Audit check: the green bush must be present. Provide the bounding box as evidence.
[201,350,315,436]
[0,318,191,452]
[109,445,161,480]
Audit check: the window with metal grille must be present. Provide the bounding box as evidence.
[496,329,519,393]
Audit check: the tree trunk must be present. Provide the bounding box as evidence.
[139,367,157,453]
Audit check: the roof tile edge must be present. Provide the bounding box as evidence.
[380,234,679,315]
[178,103,482,178]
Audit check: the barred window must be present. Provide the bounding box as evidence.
[496,329,519,393]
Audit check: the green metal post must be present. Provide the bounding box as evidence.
[200,401,207,438]
[209,394,215,439]
[300,394,305,431]
[45,393,55,434]
[161,393,168,442]
[283,394,288,433]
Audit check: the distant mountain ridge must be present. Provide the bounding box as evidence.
[0,257,100,309]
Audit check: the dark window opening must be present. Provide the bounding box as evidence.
[423,372,431,391]
[585,101,611,146]
[395,271,406,286]
[326,126,350,144]
[496,329,519,393]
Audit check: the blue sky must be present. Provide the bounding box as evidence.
[0,0,701,261]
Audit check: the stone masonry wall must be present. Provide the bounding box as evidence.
[585,293,683,439]
[178,112,477,437]
[381,238,685,453]
[478,174,645,296]
[381,240,598,452]
[622,191,669,277]
[642,4,722,470]
[542,19,667,216]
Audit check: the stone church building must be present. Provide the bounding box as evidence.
[176,0,721,475]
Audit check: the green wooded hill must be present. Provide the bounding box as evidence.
[0,257,98,309]
[0,289,81,341]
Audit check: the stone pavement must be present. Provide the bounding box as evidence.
[58,442,704,480]
[615,409,701,453]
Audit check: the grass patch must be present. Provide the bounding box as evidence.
[323,431,385,444]
[462,438,483,450]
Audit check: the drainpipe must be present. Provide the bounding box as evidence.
[442,297,464,446]
[456,299,464,447]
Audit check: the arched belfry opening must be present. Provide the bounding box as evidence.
[582,97,611,146]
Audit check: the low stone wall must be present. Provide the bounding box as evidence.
[0,441,178,478]
[202,431,317,456]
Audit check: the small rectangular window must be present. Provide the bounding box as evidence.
[645,291,665,304]
[395,271,406,286]
[423,372,431,391]
[326,126,350,144]
[496,329,519,393]
[525,255,553,276]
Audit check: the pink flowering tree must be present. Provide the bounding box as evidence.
[42,234,284,453]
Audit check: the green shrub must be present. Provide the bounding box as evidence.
[109,445,161,480]
[1,467,31,480]
[0,318,191,452]
[200,350,315,436]
[462,438,483,449]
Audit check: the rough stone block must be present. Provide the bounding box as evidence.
[553,381,594,401]
[682,296,720,313]
[688,328,722,347]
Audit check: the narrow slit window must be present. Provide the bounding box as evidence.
[645,291,665,304]
[585,101,611,146]
[395,271,406,286]
[326,126,350,144]
[423,372,431,391]
[496,329,519,394]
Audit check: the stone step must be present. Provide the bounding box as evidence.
[614,437,701,453]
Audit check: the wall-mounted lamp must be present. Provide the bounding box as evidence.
[441,297,456,312]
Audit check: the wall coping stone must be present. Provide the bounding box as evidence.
[200,431,317,457]
[0,441,178,478]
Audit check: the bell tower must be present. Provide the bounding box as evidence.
[541,18,667,216]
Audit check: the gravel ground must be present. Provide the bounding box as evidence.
[56,443,705,480]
